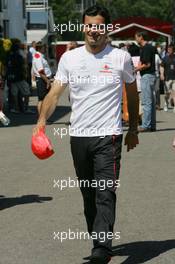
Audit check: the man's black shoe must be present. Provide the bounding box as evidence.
[90,249,111,264]
[90,255,111,264]
[151,128,156,132]
[83,255,91,260]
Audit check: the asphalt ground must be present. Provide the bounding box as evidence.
[0,90,175,264]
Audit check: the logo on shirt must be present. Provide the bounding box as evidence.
[34,53,41,59]
[99,64,113,73]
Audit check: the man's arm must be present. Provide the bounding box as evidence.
[125,80,139,151]
[135,45,152,72]
[135,62,151,72]
[126,80,139,131]
[33,80,66,134]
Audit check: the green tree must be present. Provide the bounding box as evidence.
[49,0,83,40]
[49,0,173,40]
[97,0,172,21]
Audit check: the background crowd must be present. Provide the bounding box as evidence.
[0,35,175,132]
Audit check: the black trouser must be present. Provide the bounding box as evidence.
[70,135,123,254]
[27,63,32,87]
[36,77,50,101]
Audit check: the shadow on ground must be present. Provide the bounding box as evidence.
[112,240,175,263]
[156,128,175,132]
[0,106,71,127]
[82,240,175,264]
[0,194,53,210]
[122,128,175,133]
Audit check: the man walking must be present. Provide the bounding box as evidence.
[33,5,139,263]
[135,31,156,132]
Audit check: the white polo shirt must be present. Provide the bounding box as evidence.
[32,51,52,78]
[55,44,135,137]
[29,47,36,57]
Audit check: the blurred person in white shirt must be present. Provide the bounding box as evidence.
[28,41,36,88]
[32,42,52,113]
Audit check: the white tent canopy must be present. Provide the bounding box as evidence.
[109,23,172,44]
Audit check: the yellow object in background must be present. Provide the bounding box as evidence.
[3,38,12,52]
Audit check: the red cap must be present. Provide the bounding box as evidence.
[31,127,54,160]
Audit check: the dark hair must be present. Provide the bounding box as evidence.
[36,41,44,51]
[10,38,21,51]
[168,43,174,50]
[135,31,149,41]
[128,43,140,57]
[119,43,125,49]
[83,4,111,25]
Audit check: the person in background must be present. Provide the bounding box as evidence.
[32,42,52,114]
[27,41,36,88]
[128,43,142,122]
[19,43,35,114]
[160,44,175,113]
[118,42,127,51]
[156,44,162,56]
[160,44,167,59]
[29,41,36,57]
[155,50,162,110]
[125,41,131,51]
[66,41,78,51]
[6,40,31,113]
[135,31,156,132]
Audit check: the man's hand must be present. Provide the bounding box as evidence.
[125,80,139,152]
[33,120,46,136]
[135,63,150,73]
[32,80,66,136]
[124,131,139,152]
[39,73,51,89]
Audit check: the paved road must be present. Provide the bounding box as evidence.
[0,91,175,264]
